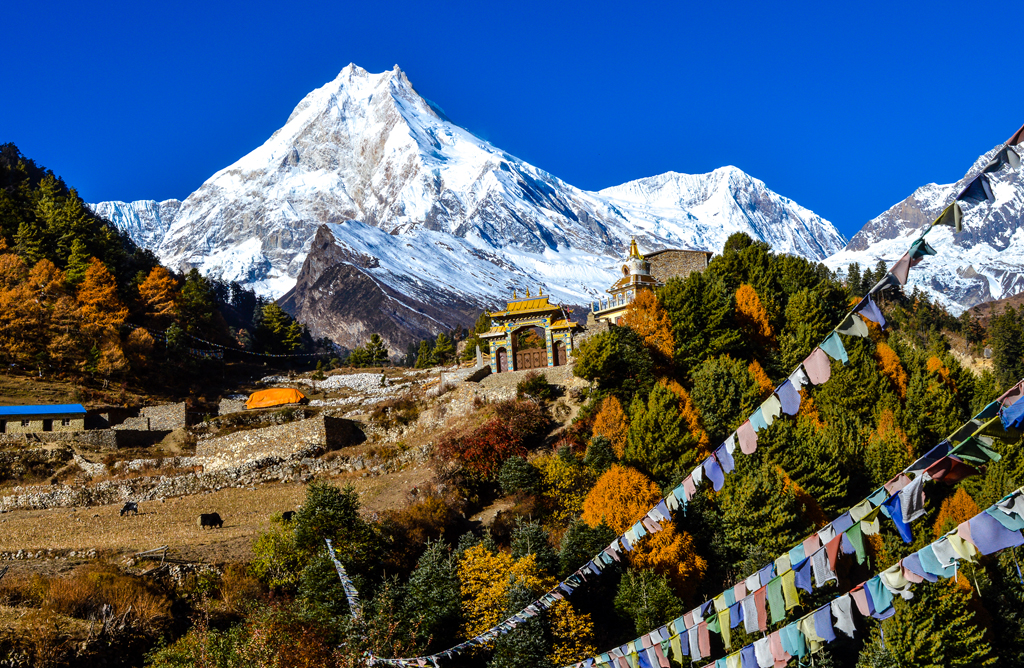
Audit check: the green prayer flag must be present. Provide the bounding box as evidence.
[767,577,786,623]
[846,522,866,564]
[952,436,1002,464]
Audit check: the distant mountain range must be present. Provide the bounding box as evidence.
[824,140,1024,315]
[91,65,1023,351]
[89,65,848,350]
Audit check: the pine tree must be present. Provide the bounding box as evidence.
[63,238,91,286]
[719,461,807,558]
[613,569,684,636]
[989,307,1024,388]
[558,519,616,579]
[860,580,997,667]
[404,539,462,650]
[583,434,616,474]
[366,333,389,366]
[572,326,654,402]
[510,518,559,576]
[689,354,762,445]
[13,219,43,264]
[779,287,836,370]
[487,582,553,668]
[177,269,216,335]
[623,382,697,483]
[415,340,434,368]
[432,332,455,365]
[659,271,744,376]
[847,262,862,294]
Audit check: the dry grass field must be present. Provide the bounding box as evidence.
[0,462,434,565]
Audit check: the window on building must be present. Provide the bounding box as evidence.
[61,418,71,426]
[21,420,30,427]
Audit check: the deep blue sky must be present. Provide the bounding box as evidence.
[4,0,1021,240]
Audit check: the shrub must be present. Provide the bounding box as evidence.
[516,372,557,401]
[497,456,543,496]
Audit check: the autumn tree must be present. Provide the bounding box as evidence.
[592,396,628,458]
[735,283,774,346]
[138,266,179,325]
[548,599,596,667]
[75,258,128,376]
[581,464,706,595]
[622,289,674,365]
[458,545,553,638]
[933,488,981,537]
[875,341,909,399]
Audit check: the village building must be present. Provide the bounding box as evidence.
[590,241,713,325]
[480,290,582,373]
[0,404,86,434]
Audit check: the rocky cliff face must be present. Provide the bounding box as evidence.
[825,141,1024,314]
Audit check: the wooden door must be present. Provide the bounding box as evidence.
[497,348,507,372]
[555,342,567,366]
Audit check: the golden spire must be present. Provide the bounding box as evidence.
[629,238,643,259]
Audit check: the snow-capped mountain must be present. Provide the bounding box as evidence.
[91,65,844,292]
[90,64,848,350]
[825,141,1024,315]
[90,199,182,253]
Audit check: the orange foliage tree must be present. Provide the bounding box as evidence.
[926,356,956,390]
[747,359,773,396]
[76,258,129,375]
[581,464,706,596]
[592,396,629,458]
[138,266,179,325]
[875,341,908,399]
[735,284,774,345]
[623,289,674,362]
[933,488,980,537]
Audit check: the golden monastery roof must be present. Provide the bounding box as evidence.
[489,295,562,318]
[608,273,660,292]
[549,318,581,330]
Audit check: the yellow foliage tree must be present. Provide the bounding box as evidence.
[735,284,774,344]
[662,378,710,452]
[458,545,555,638]
[748,359,773,396]
[623,289,674,362]
[548,599,596,666]
[581,464,706,596]
[138,266,179,324]
[592,396,628,458]
[875,342,908,399]
[534,454,595,524]
[933,488,980,537]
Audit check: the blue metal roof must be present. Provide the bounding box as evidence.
[0,404,86,417]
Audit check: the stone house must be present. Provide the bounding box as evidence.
[0,404,87,434]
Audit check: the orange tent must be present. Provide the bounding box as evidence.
[245,388,307,410]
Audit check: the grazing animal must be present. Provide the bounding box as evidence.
[197,512,223,529]
[120,502,138,516]
[281,511,295,522]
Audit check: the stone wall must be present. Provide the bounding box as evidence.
[0,429,166,450]
[141,403,187,430]
[647,249,712,283]
[113,417,150,431]
[218,398,247,415]
[195,415,364,470]
[3,417,85,434]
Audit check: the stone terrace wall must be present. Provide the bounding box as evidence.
[141,403,187,430]
[647,249,711,283]
[196,415,364,471]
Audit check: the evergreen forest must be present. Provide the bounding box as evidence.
[140,232,1024,668]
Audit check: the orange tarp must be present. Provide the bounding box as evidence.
[246,388,307,410]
